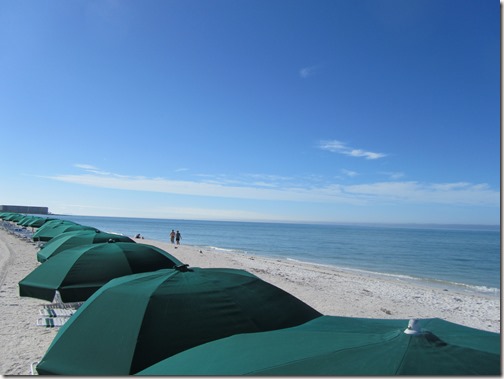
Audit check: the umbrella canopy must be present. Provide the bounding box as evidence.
[138,315,501,376]
[0,212,14,219]
[27,217,57,228]
[17,215,39,226]
[3,213,24,222]
[32,220,99,241]
[37,230,135,263]
[32,220,80,239]
[36,266,322,375]
[20,242,183,302]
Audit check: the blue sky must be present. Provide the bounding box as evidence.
[0,0,500,224]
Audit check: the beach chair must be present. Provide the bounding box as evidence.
[42,291,84,311]
[39,308,75,317]
[36,317,69,327]
[41,301,84,310]
[30,361,39,375]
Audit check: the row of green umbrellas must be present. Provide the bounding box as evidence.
[7,213,184,303]
[0,212,31,222]
[3,212,173,303]
[0,213,100,240]
[4,212,500,375]
[32,219,100,241]
[0,212,56,228]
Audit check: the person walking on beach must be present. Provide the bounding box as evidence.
[175,230,181,245]
[170,230,176,244]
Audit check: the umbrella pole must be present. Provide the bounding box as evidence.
[404,319,421,335]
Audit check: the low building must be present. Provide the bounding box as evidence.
[0,205,49,215]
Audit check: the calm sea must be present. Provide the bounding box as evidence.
[55,215,500,296]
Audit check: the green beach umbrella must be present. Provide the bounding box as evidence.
[31,219,74,230]
[27,217,57,228]
[138,316,501,376]
[32,220,79,238]
[36,266,322,375]
[20,242,183,302]
[0,212,13,219]
[17,215,52,228]
[37,230,135,263]
[4,213,24,222]
[16,215,38,226]
[32,220,99,242]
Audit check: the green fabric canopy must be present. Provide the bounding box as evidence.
[37,230,135,263]
[36,266,322,375]
[0,212,13,219]
[20,242,183,302]
[27,217,56,228]
[138,315,501,376]
[32,220,99,242]
[16,215,39,226]
[3,213,24,222]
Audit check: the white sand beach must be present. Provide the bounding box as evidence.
[0,229,500,375]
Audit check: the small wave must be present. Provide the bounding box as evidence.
[438,281,501,295]
[388,275,501,295]
[208,246,244,254]
[288,258,500,295]
[349,270,500,295]
[285,257,307,264]
[286,258,416,280]
[469,285,500,294]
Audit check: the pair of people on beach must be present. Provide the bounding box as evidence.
[170,229,181,245]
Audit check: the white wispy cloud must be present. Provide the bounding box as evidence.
[46,172,362,204]
[153,206,279,221]
[74,164,110,175]
[319,140,387,160]
[345,181,497,205]
[44,166,499,207]
[380,171,405,180]
[341,169,359,177]
[194,173,296,188]
[299,65,319,78]
[75,163,99,171]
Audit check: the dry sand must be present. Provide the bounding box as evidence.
[0,229,500,375]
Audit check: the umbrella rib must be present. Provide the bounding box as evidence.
[394,335,412,375]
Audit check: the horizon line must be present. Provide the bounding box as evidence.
[51,212,500,229]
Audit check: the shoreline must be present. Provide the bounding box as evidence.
[208,248,500,297]
[0,229,500,375]
[191,243,501,299]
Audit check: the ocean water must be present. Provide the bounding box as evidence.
[55,215,500,296]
